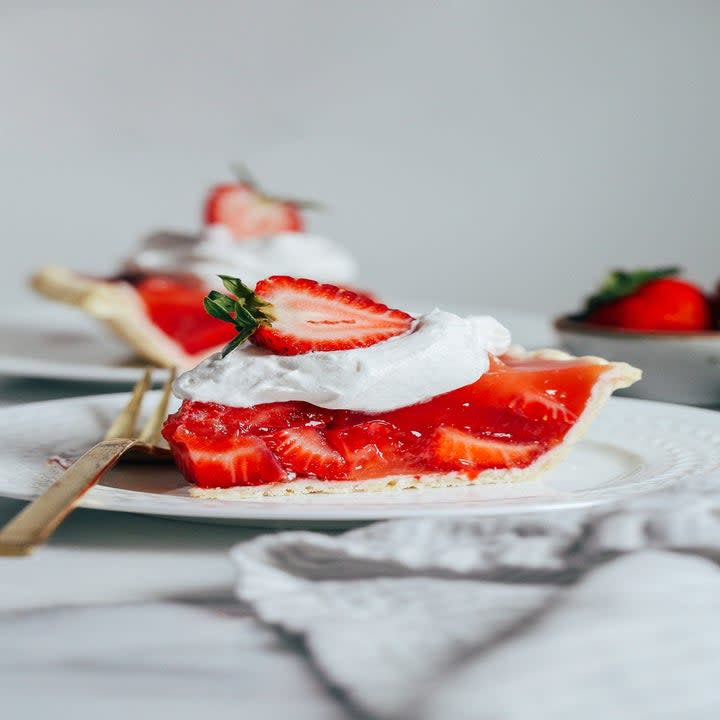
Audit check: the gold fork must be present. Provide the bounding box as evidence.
[0,367,176,557]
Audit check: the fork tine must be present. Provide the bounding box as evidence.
[138,367,177,445]
[104,368,152,440]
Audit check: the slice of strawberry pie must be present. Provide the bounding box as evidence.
[30,170,357,368]
[161,276,641,497]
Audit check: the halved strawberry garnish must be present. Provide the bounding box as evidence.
[203,275,414,356]
[204,169,313,239]
[167,427,286,488]
[265,427,347,479]
[251,276,414,354]
[164,400,333,438]
[429,426,540,472]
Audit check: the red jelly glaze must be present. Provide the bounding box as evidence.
[162,356,610,488]
[134,276,237,355]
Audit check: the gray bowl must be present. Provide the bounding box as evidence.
[555,317,720,407]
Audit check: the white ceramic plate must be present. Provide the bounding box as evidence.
[0,392,717,527]
[0,302,552,385]
[0,306,170,384]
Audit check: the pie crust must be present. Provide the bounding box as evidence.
[31,266,224,369]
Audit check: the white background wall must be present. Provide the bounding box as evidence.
[1,1,718,314]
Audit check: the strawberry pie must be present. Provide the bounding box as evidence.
[161,276,642,497]
[31,171,357,368]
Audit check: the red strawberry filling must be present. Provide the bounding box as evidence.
[134,277,238,355]
[162,355,611,489]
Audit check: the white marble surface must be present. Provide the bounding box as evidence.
[0,377,349,720]
[0,497,347,719]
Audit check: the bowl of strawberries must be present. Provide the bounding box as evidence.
[555,267,720,407]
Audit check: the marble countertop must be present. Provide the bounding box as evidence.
[0,377,347,720]
[0,497,348,720]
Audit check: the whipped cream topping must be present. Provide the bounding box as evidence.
[123,225,358,289]
[174,310,511,413]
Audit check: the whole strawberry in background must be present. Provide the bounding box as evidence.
[579,267,713,332]
[204,166,319,239]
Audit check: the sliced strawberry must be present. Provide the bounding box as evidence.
[242,403,334,435]
[326,420,423,479]
[506,391,577,424]
[163,400,333,438]
[205,182,303,239]
[251,276,414,354]
[167,427,286,488]
[429,426,540,472]
[202,275,414,357]
[265,427,347,479]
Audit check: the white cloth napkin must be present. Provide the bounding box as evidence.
[231,473,720,719]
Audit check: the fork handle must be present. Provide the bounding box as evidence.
[0,438,137,556]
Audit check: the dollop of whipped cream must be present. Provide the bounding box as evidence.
[174,310,511,413]
[123,224,357,289]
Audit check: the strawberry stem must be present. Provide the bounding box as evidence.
[229,163,323,212]
[230,164,259,190]
[203,276,275,357]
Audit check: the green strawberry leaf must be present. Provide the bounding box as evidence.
[204,291,237,316]
[203,276,275,357]
[203,296,235,324]
[219,275,256,301]
[576,267,680,318]
[227,165,323,212]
